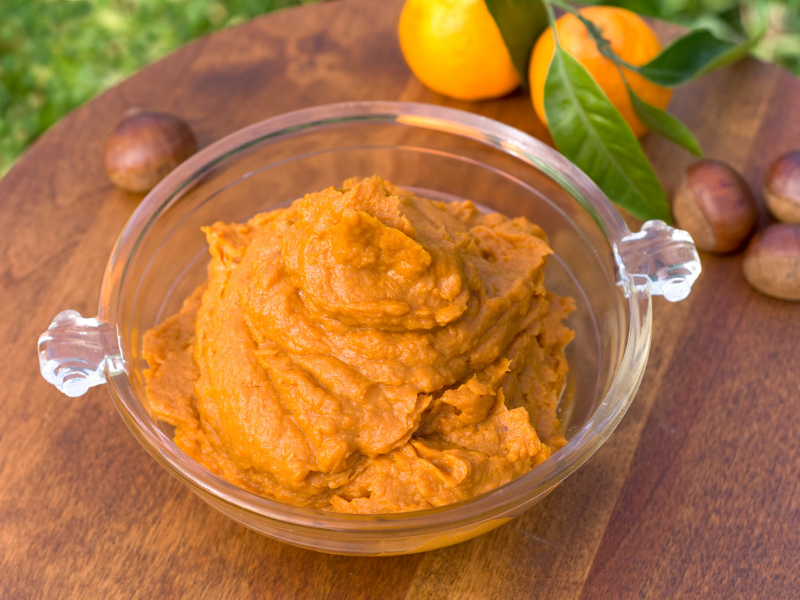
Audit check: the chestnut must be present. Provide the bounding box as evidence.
[742,224,800,301]
[764,151,800,224]
[104,109,197,193]
[673,159,758,253]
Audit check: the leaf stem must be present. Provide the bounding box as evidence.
[542,0,557,28]
[545,0,640,72]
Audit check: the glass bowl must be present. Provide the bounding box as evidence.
[38,102,700,556]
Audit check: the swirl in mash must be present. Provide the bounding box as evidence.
[143,176,573,513]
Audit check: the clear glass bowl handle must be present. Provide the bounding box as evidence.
[615,220,702,302]
[37,310,125,397]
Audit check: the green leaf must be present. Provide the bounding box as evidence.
[544,42,671,222]
[484,0,548,88]
[637,29,752,87]
[627,86,703,156]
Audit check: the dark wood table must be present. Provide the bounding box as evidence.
[2,0,799,597]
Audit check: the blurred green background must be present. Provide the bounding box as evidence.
[0,0,311,175]
[1,0,798,176]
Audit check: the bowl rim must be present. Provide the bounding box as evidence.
[99,101,650,535]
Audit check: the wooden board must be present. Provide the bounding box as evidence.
[1,0,798,597]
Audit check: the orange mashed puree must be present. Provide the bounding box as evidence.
[143,176,573,513]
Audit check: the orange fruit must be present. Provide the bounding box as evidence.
[398,0,520,101]
[530,6,671,138]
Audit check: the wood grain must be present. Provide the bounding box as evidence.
[1,0,798,598]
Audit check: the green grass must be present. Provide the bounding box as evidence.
[0,0,311,174]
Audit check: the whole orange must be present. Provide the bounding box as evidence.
[530,6,671,138]
[399,0,519,101]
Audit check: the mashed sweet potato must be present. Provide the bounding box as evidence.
[143,176,573,513]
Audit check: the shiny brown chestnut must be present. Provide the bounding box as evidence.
[104,109,197,193]
[673,160,758,253]
[764,151,800,224]
[742,224,800,301]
